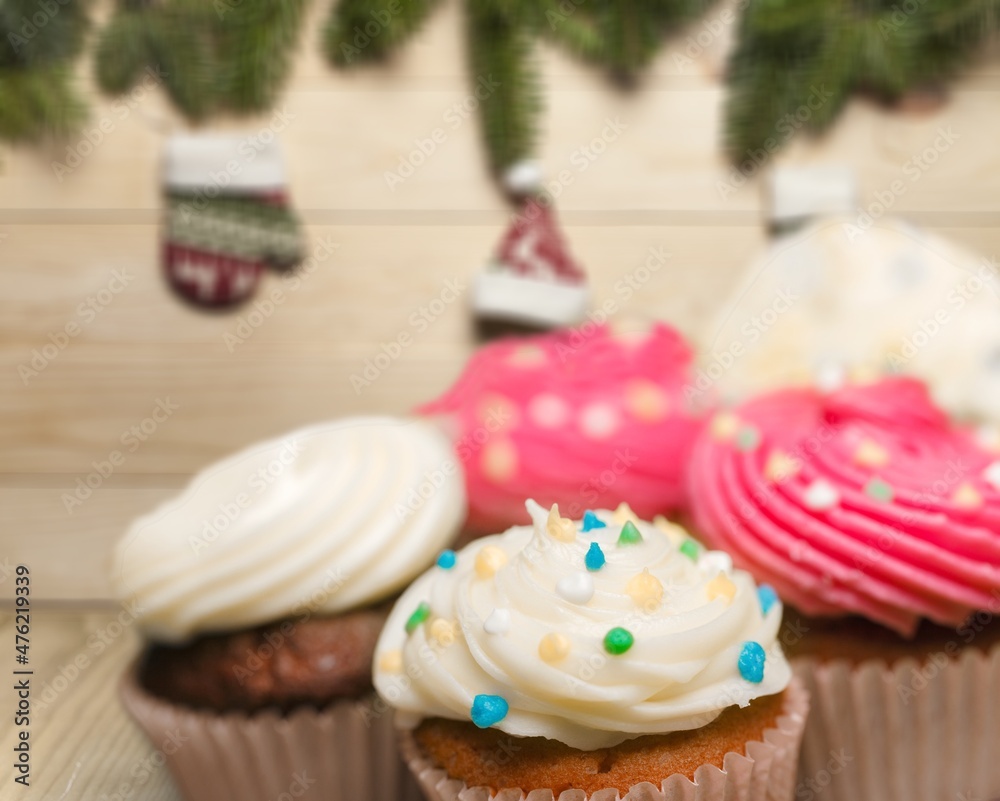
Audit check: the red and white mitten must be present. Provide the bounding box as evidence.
[163,135,303,309]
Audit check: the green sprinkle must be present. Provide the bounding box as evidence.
[405,601,431,634]
[736,426,761,452]
[864,477,894,503]
[603,627,635,655]
[679,539,700,561]
[617,520,643,546]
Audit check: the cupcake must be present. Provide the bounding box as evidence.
[418,322,708,535]
[373,501,807,801]
[687,377,1000,801]
[113,416,465,801]
[701,214,1000,424]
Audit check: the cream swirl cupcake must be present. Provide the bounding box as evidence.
[115,416,463,642]
[375,502,807,800]
[116,416,464,801]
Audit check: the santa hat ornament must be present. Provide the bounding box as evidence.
[163,134,304,309]
[472,161,590,329]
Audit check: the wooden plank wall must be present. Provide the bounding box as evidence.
[3,0,1000,600]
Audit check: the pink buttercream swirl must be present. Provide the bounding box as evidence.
[688,377,1000,636]
[417,323,707,534]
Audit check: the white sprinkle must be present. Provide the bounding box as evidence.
[804,479,840,511]
[528,393,570,429]
[984,461,1000,492]
[579,403,620,440]
[556,572,595,605]
[483,608,511,635]
[699,551,733,575]
[815,363,846,393]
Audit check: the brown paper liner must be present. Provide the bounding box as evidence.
[398,676,808,801]
[793,641,1000,801]
[120,659,422,801]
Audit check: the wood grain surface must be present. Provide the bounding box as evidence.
[2,0,1000,601]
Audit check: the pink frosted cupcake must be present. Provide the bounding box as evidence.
[687,377,1000,801]
[418,322,708,535]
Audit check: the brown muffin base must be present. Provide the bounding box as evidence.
[140,605,387,713]
[412,691,787,795]
[781,607,1000,667]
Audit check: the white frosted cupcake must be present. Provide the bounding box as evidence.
[114,416,465,801]
[374,501,808,801]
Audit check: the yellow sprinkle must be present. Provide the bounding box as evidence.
[625,380,670,422]
[481,439,518,483]
[538,632,571,664]
[378,650,403,673]
[430,619,458,647]
[612,502,639,526]
[625,569,664,609]
[507,345,546,366]
[854,439,889,468]
[765,450,800,483]
[475,545,509,579]
[653,515,686,546]
[546,504,576,542]
[953,482,983,510]
[706,573,737,604]
[710,412,740,441]
[851,365,880,385]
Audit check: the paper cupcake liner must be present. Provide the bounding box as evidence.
[793,641,1000,801]
[120,660,422,801]
[398,676,808,801]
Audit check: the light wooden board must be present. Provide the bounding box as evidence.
[3,0,1000,600]
[0,611,179,801]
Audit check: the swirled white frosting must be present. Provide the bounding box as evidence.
[113,417,466,642]
[373,501,790,750]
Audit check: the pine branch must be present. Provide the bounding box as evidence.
[467,0,541,174]
[724,0,1000,163]
[0,66,87,142]
[325,0,443,67]
[94,0,308,120]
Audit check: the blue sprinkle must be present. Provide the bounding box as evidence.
[436,550,457,570]
[470,694,509,728]
[757,585,778,616]
[581,510,606,532]
[738,641,766,684]
[585,542,606,571]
